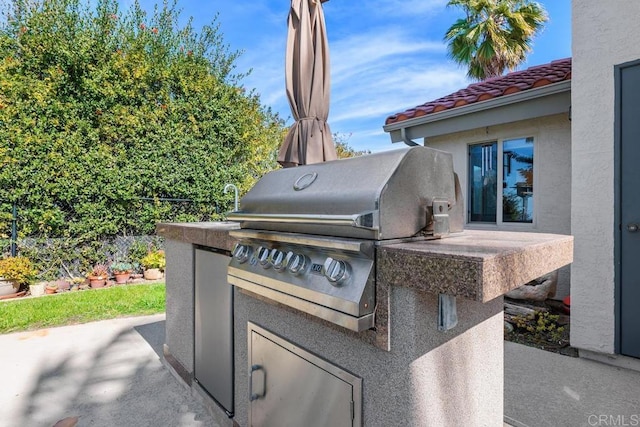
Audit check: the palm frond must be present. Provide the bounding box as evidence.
[444,0,548,80]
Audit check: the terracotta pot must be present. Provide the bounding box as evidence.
[114,272,131,284]
[55,279,71,291]
[143,268,163,280]
[45,286,57,294]
[0,290,24,300]
[0,279,18,296]
[89,276,107,288]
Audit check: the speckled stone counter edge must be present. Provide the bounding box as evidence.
[378,231,574,303]
[157,221,240,251]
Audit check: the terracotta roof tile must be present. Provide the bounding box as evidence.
[385,57,572,125]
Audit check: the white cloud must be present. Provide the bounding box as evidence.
[331,67,467,120]
[234,7,470,152]
[326,0,449,20]
[236,32,288,110]
[330,29,446,81]
[327,26,468,124]
[325,61,468,152]
[373,0,450,17]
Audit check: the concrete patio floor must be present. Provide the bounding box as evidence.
[1,314,639,426]
[505,341,640,427]
[0,314,219,427]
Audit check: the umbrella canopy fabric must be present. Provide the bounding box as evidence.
[277,0,337,168]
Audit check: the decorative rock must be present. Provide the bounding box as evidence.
[506,271,558,301]
[504,301,544,317]
[504,321,514,334]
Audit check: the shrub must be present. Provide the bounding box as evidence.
[141,250,166,270]
[0,256,36,285]
[89,263,109,279]
[512,310,565,344]
[111,262,133,274]
[128,240,150,266]
[0,0,285,247]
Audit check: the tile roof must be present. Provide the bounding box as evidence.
[385,58,571,126]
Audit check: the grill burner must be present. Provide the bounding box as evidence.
[227,146,462,332]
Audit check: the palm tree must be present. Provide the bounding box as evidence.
[444,0,547,80]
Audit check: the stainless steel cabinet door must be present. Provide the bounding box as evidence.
[194,248,233,414]
[248,323,361,427]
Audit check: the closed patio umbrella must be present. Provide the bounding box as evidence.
[277,0,337,167]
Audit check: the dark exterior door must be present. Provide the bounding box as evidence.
[618,60,640,358]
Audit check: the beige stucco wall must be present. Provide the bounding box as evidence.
[424,114,572,298]
[571,0,640,354]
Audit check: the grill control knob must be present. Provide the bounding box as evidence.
[257,246,271,268]
[287,253,309,275]
[269,249,286,271]
[323,257,350,286]
[232,243,252,264]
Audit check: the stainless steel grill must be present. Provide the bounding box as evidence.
[227,146,462,332]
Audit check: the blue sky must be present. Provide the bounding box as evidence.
[125,0,571,153]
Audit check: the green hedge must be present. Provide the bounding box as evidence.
[0,0,285,243]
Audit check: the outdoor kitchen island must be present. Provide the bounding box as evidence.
[158,221,573,427]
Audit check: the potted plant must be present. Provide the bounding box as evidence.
[141,250,165,280]
[130,262,143,279]
[45,282,58,294]
[88,263,109,288]
[0,256,35,297]
[70,277,85,291]
[111,261,133,284]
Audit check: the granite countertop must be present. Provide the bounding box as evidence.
[157,221,240,252]
[377,230,573,302]
[158,222,573,302]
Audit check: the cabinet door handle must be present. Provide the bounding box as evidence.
[249,364,265,401]
[628,223,639,232]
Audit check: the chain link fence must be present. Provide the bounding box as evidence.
[0,197,225,280]
[10,235,163,279]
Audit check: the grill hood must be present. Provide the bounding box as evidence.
[228,146,459,240]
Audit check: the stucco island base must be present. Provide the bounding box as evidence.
[158,223,573,427]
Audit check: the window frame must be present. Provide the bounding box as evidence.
[466,135,537,229]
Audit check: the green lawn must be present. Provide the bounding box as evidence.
[0,283,166,334]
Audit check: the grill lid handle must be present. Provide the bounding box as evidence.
[227,212,378,231]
